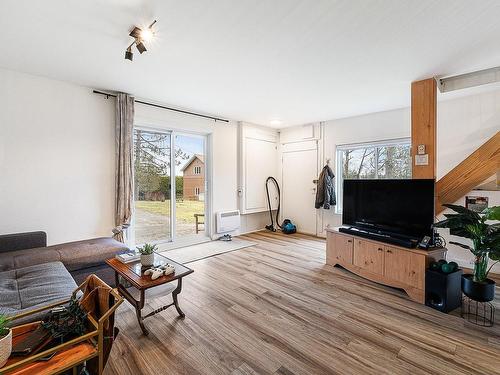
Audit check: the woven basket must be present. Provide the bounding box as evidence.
[0,328,12,368]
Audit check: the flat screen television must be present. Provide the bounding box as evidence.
[342,179,435,241]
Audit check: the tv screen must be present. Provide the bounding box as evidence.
[342,179,434,239]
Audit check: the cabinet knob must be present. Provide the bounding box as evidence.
[347,240,352,243]
[378,248,383,252]
[386,249,392,254]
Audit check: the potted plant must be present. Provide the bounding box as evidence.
[434,204,500,302]
[137,243,157,266]
[0,315,12,367]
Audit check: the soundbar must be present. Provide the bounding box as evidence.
[338,226,417,248]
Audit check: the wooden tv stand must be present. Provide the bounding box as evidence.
[326,228,446,304]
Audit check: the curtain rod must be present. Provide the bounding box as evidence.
[92,90,229,123]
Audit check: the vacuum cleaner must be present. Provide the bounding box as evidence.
[265,177,296,234]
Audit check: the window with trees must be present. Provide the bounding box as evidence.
[336,139,411,211]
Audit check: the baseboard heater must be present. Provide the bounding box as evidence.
[216,210,240,234]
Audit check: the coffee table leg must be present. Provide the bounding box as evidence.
[135,308,149,336]
[137,290,149,335]
[116,276,150,336]
[172,278,185,318]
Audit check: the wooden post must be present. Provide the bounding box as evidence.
[411,78,437,179]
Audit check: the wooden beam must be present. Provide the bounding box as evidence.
[435,131,500,214]
[411,79,437,179]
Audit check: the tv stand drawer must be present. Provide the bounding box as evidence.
[353,238,384,275]
[326,231,353,265]
[326,228,447,304]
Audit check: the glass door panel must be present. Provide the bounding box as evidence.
[174,134,206,239]
[133,129,171,244]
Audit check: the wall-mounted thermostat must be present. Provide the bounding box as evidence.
[415,154,429,166]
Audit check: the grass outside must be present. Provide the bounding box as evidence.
[135,199,204,224]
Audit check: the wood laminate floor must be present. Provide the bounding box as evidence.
[105,231,500,375]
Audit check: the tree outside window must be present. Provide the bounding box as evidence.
[336,139,411,210]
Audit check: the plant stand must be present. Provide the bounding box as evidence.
[460,295,495,327]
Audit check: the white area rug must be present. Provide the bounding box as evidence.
[160,238,257,264]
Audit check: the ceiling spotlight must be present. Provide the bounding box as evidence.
[140,28,154,42]
[124,20,157,61]
[136,40,147,54]
[129,26,142,39]
[125,46,133,61]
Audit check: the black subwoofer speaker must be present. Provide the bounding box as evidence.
[425,268,463,313]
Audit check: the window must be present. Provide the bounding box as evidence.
[336,139,411,211]
[194,166,202,174]
[195,187,200,195]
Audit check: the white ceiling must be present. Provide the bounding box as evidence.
[1,0,500,127]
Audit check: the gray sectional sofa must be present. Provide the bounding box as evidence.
[0,231,129,321]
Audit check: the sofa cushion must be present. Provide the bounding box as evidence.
[0,231,47,253]
[56,237,129,272]
[0,261,77,321]
[0,237,129,272]
[0,247,61,272]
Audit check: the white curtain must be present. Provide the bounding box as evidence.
[113,93,135,242]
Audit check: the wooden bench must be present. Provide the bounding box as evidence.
[194,213,205,234]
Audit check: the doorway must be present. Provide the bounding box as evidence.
[281,141,318,235]
[132,128,208,246]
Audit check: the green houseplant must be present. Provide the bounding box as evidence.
[434,204,500,301]
[137,243,157,266]
[0,315,12,367]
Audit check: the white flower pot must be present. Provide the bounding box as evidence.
[0,328,12,368]
[140,253,154,267]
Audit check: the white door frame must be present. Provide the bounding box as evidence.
[281,140,319,236]
[131,125,211,247]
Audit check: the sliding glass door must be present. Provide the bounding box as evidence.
[174,133,206,240]
[133,128,208,246]
[133,129,172,244]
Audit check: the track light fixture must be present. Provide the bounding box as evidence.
[125,20,156,61]
[125,46,133,61]
[136,41,147,54]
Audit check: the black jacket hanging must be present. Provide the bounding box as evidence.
[315,165,336,209]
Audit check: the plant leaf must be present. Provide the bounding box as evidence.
[449,241,473,251]
[483,206,500,221]
[490,252,500,261]
[442,204,482,220]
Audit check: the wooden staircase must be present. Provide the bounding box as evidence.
[435,131,500,214]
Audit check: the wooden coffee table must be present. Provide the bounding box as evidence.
[106,253,193,335]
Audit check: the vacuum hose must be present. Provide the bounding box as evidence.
[265,177,281,231]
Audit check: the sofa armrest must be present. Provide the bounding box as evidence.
[0,231,47,253]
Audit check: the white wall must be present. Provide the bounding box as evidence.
[437,89,500,179]
[320,107,411,233]
[282,88,500,272]
[436,89,500,271]
[0,68,115,245]
[0,68,268,245]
